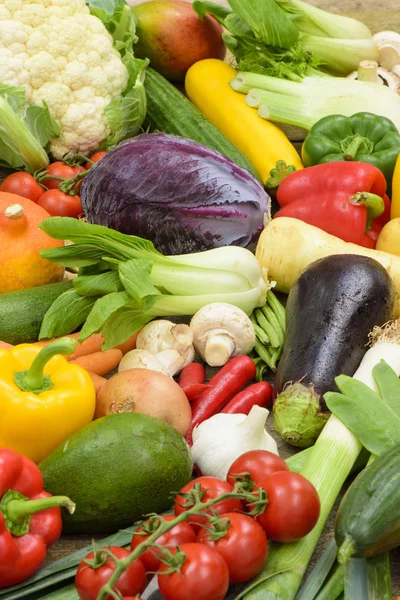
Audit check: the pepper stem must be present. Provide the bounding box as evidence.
[351,191,385,231]
[14,338,77,393]
[0,489,75,536]
[343,135,367,160]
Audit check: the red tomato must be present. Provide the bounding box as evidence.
[174,476,243,532]
[197,512,268,584]
[158,543,229,600]
[0,172,45,202]
[130,515,196,572]
[256,471,320,543]
[42,161,85,190]
[85,151,107,169]
[227,450,289,487]
[37,189,83,218]
[75,546,146,600]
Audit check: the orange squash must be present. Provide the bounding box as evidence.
[0,192,64,293]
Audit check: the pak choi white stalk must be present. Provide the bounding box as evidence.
[230,72,400,132]
[191,405,278,480]
[237,320,400,600]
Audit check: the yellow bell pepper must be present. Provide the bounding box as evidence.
[391,154,400,219]
[0,338,96,463]
[376,218,400,256]
[185,59,303,187]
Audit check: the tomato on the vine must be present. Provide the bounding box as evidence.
[255,471,320,543]
[197,512,268,584]
[227,450,289,488]
[0,172,45,202]
[75,546,146,600]
[85,151,107,169]
[158,543,229,600]
[42,161,85,190]
[37,189,83,218]
[130,515,196,572]
[174,476,243,532]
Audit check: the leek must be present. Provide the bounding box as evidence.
[230,72,400,132]
[236,324,400,600]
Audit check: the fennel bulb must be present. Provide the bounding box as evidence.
[231,73,400,132]
[191,405,278,480]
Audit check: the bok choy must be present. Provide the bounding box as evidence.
[38,218,268,349]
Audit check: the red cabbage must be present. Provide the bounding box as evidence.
[80,133,269,254]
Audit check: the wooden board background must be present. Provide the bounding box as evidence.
[45,0,400,597]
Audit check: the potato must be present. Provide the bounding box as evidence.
[95,368,192,436]
[132,0,226,81]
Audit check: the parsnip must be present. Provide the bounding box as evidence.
[256,217,400,316]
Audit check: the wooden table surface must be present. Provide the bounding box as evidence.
[46,0,400,596]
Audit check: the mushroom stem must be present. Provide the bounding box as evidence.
[357,60,382,84]
[204,331,237,367]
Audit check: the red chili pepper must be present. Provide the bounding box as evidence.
[186,355,256,444]
[274,162,390,248]
[178,363,212,401]
[221,381,273,414]
[0,448,75,587]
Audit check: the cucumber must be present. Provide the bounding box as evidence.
[336,444,400,563]
[144,67,260,180]
[0,280,73,344]
[39,412,193,533]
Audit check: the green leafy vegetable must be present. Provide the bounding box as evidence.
[118,259,160,309]
[73,271,124,297]
[79,291,130,341]
[40,290,100,340]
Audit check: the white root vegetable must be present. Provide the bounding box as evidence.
[118,349,170,376]
[191,405,278,480]
[190,303,256,367]
[136,319,194,374]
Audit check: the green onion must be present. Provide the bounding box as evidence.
[344,558,368,599]
[367,553,392,600]
[296,539,338,600]
[314,563,344,600]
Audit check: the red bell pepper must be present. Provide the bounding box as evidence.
[274,162,390,248]
[0,448,75,587]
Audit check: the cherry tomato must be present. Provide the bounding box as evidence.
[158,543,229,600]
[227,450,289,488]
[42,161,85,190]
[0,172,45,202]
[256,471,320,543]
[75,546,146,600]
[37,189,83,218]
[85,151,107,170]
[197,512,268,584]
[130,515,196,572]
[174,476,243,532]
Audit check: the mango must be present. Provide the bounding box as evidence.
[132,0,226,81]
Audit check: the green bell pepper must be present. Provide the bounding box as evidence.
[301,112,400,195]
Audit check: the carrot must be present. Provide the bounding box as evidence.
[35,331,139,359]
[0,341,13,349]
[115,331,140,355]
[69,349,123,376]
[86,371,107,396]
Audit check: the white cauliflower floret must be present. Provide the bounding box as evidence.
[0,0,129,158]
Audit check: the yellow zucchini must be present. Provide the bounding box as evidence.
[256,217,400,317]
[185,59,303,186]
[391,154,400,219]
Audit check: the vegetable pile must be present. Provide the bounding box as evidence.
[2,0,400,598]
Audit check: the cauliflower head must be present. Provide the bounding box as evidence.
[0,0,130,158]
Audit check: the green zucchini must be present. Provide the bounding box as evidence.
[144,67,260,180]
[336,444,400,563]
[0,280,73,344]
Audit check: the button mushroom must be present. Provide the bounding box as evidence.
[346,60,400,91]
[190,303,256,367]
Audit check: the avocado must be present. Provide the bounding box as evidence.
[39,412,193,533]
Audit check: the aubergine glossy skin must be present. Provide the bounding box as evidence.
[80,133,269,255]
[336,444,400,562]
[275,254,396,401]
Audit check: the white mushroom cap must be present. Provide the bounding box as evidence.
[190,303,256,367]
[372,31,400,48]
[136,320,194,356]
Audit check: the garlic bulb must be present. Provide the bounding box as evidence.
[191,405,279,480]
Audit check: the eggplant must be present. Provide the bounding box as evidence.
[273,254,396,448]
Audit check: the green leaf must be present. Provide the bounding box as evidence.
[0,82,25,111]
[79,291,130,341]
[228,0,298,49]
[101,304,153,349]
[40,245,109,268]
[118,259,160,310]
[23,101,61,147]
[39,290,100,339]
[73,271,123,296]
[87,0,124,15]
[102,58,148,149]
[90,0,138,47]
[372,360,400,416]
[324,375,400,456]
[224,12,254,36]
[193,0,232,23]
